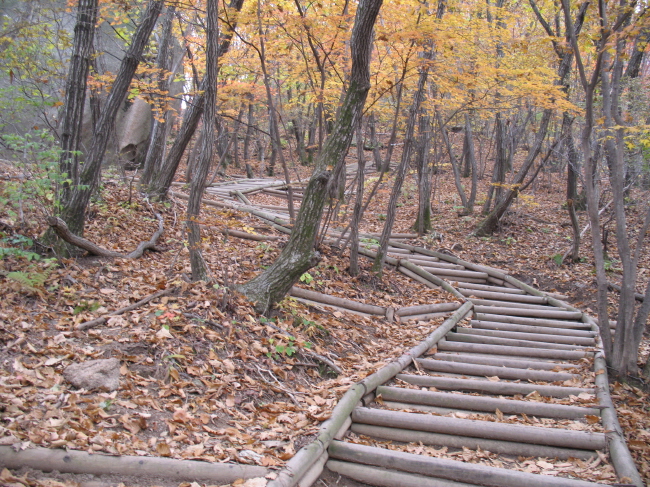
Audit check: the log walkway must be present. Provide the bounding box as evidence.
[202,178,640,487]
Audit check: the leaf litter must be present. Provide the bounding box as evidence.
[1,155,649,486]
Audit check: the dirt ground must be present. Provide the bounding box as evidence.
[1,151,649,486]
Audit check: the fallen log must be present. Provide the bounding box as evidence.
[0,445,267,484]
[469,298,554,310]
[77,287,177,331]
[206,225,281,241]
[290,287,386,316]
[47,213,164,259]
[329,440,602,486]
[608,281,645,302]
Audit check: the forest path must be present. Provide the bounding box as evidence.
[202,176,642,487]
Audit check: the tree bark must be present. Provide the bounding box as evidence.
[140,5,178,187]
[372,63,429,275]
[55,0,164,242]
[186,0,219,282]
[238,0,384,314]
[57,0,98,208]
[145,0,245,200]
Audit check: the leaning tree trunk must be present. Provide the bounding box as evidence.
[146,0,245,200]
[438,111,469,212]
[372,64,429,275]
[55,0,163,243]
[474,109,552,237]
[186,0,219,282]
[238,0,384,314]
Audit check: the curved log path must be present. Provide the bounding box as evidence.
[4,177,642,487]
[200,178,642,487]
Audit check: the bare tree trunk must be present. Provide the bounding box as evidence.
[414,111,433,234]
[564,113,581,262]
[465,113,478,213]
[140,4,176,187]
[186,0,219,281]
[367,112,383,170]
[482,113,506,214]
[145,0,245,200]
[474,110,552,237]
[57,0,98,211]
[349,122,366,276]
[243,100,255,161]
[438,111,468,211]
[55,0,163,242]
[238,0,383,313]
[372,64,429,275]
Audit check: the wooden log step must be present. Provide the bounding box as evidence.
[398,266,440,289]
[327,460,479,487]
[290,287,386,315]
[469,298,555,311]
[329,441,602,485]
[437,340,590,360]
[460,288,547,303]
[402,259,469,270]
[376,386,596,419]
[427,353,578,371]
[458,282,525,294]
[487,276,507,286]
[446,332,590,351]
[351,408,605,451]
[415,358,579,382]
[396,374,595,398]
[403,259,465,270]
[420,267,490,280]
[457,328,597,346]
[396,302,461,317]
[473,306,583,320]
[476,313,592,330]
[400,311,454,322]
[346,427,597,462]
[446,277,490,285]
[382,401,489,417]
[471,320,597,338]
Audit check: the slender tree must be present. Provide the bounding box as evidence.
[238,0,384,313]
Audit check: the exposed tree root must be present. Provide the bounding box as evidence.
[46,212,164,258]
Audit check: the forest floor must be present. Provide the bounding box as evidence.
[0,151,649,487]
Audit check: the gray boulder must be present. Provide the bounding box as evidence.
[63,358,121,391]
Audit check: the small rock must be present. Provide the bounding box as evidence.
[63,358,120,391]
